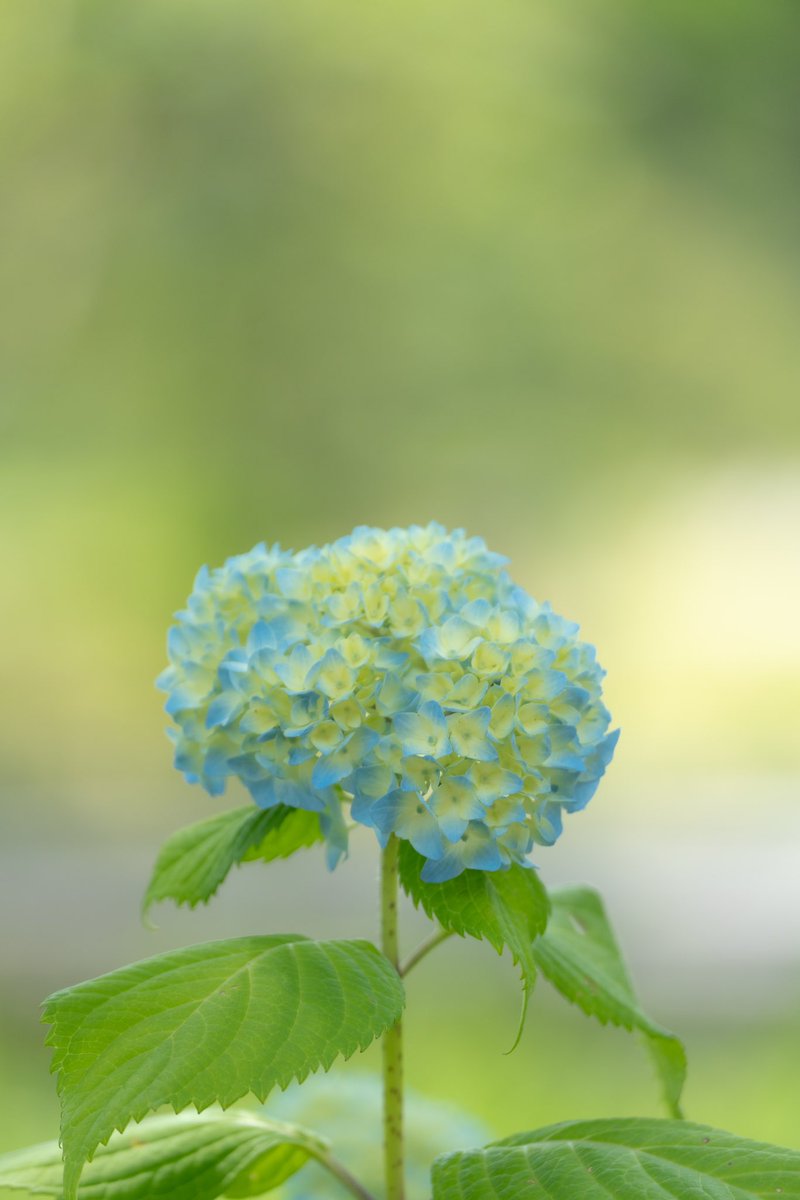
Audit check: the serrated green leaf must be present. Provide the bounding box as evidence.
[143,805,322,917]
[431,1118,800,1199]
[0,1109,327,1200]
[531,887,686,1117]
[43,935,405,1200]
[398,845,549,1043]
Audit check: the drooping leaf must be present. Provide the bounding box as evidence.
[0,1109,327,1199]
[531,887,686,1117]
[143,805,322,917]
[43,935,405,1200]
[398,845,549,1044]
[431,1118,800,1199]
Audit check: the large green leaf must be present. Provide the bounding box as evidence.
[531,887,686,1117]
[398,845,549,1045]
[0,1110,327,1199]
[43,935,404,1200]
[432,1118,800,1199]
[143,805,322,917]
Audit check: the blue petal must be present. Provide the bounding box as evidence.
[461,598,492,626]
[419,821,504,881]
[371,790,446,860]
[275,567,311,599]
[373,640,410,670]
[420,853,466,883]
[560,777,599,812]
[597,727,621,767]
[530,801,564,845]
[274,778,328,812]
[350,793,379,828]
[205,691,244,729]
[351,764,395,799]
[247,619,279,653]
[219,655,252,694]
[394,701,450,758]
[546,751,585,772]
[319,792,349,870]
[459,823,505,871]
[312,748,353,789]
[430,776,483,842]
[156,666,176,692]
[247,777,281,809]
[167,626,192,660]
[376,675,418,716]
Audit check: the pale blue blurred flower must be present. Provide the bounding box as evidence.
[266,1072,492,1200]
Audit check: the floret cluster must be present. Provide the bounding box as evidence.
[158,525,617,880]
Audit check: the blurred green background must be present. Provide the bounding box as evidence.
[2,0,800,1185]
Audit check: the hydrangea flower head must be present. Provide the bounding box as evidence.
[158,524,618,881]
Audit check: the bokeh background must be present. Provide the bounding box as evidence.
[2,0,800,1187]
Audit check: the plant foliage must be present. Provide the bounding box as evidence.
[431,1118,800,1199]
[0,1110,326,1200]
[399,843,549,994]
[43,935,405,1199]
[531,887,686,1116]
[143,805,322,917]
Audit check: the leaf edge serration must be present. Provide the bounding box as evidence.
[42,934,405,1200]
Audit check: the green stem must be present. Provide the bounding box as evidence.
[399,928,453,977]
[381,836,405,1200]
[313,1149,380,1200]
